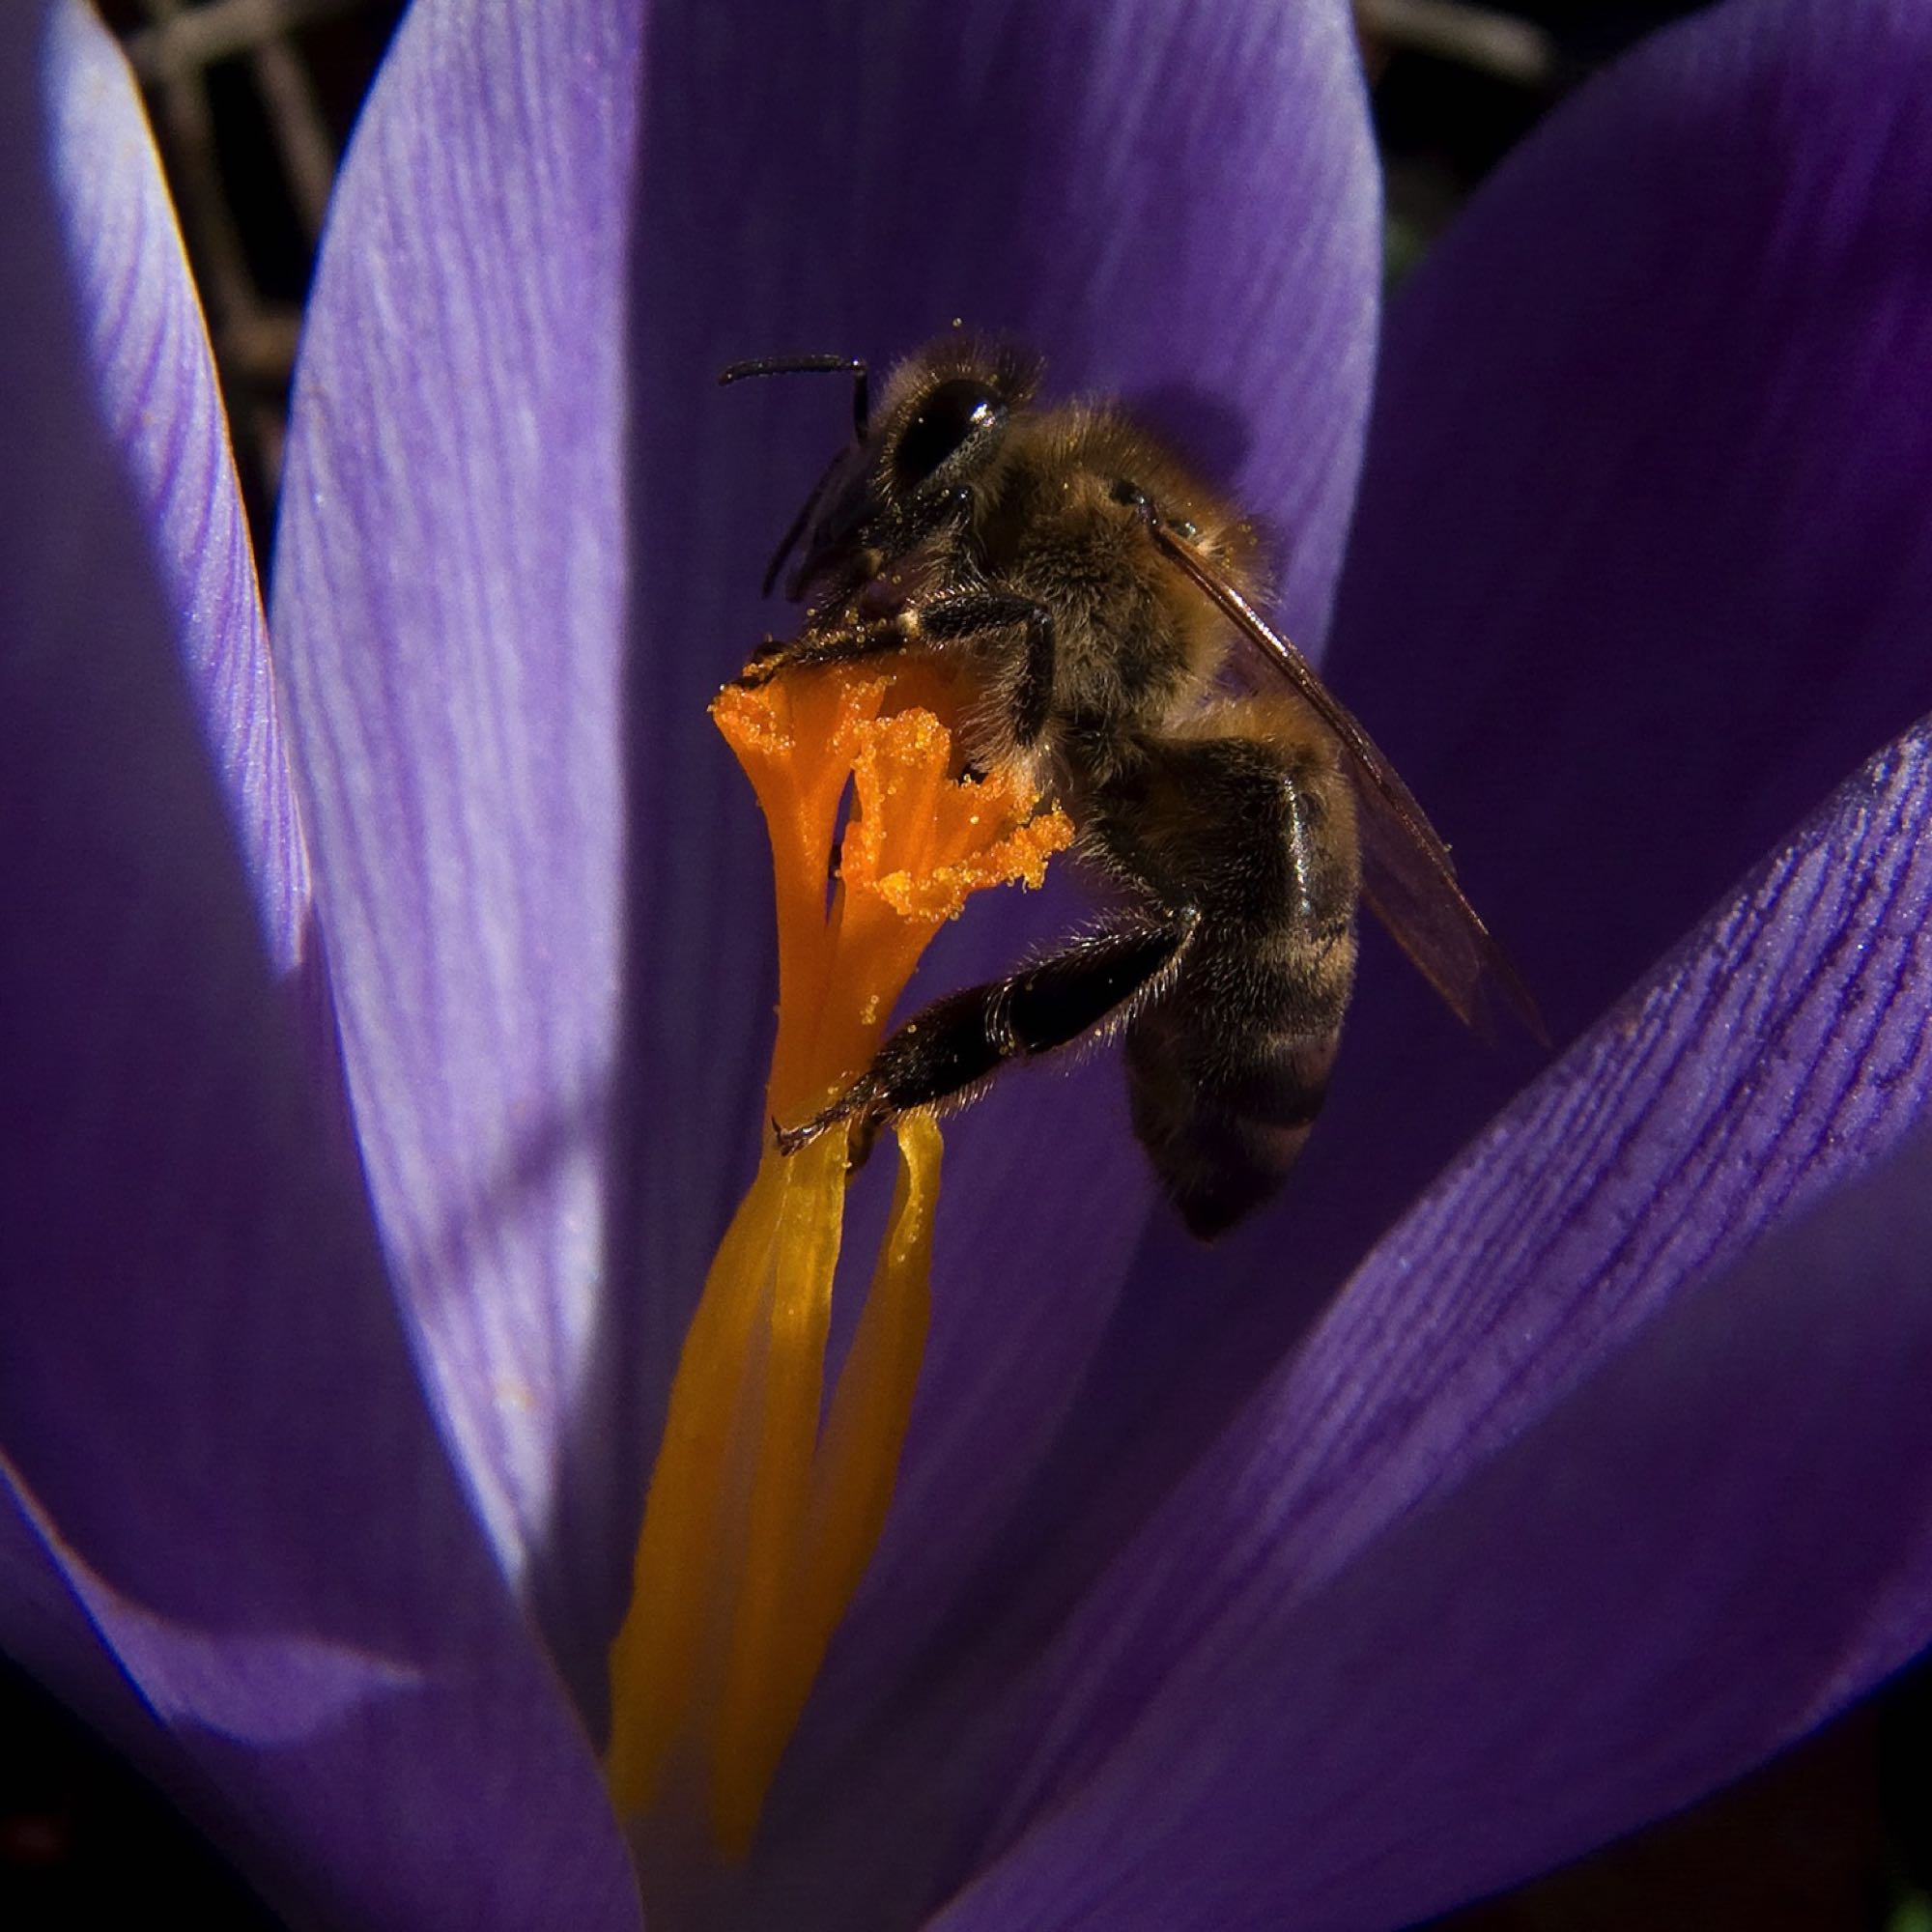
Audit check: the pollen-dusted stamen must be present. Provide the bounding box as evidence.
[606,659,1070,1867]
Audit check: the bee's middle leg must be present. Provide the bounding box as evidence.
[776,905,1199,1155]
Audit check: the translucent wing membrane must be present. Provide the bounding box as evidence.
[1153,526,1547,1043]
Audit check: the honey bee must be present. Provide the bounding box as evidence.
[722,337,1541,1238]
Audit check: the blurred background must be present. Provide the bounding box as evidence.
[5,1,1927,1923]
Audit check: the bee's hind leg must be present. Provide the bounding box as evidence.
[775,905,1200,1155]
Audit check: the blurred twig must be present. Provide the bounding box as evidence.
[124,0,356,85]
[1357,0,1560,88]
[110,0,395,552]
[126,0,352,235]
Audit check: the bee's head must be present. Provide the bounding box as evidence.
[724,338,1039,611]
[792,340,1040,610]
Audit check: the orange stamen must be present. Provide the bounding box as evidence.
[606,658,1070,1867]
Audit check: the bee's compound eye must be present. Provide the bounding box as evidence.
[893,380,1003,488]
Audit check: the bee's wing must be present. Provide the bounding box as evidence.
[1154,527,1547,1044]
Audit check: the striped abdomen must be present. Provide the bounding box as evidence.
[1112,714,1359,1239]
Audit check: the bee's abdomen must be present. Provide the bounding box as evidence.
[1101,709,1360,1240]
[1125,932,1353,1239]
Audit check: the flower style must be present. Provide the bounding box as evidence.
[3,0,1932,1925]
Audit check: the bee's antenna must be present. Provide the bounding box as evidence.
[719,355,870,440]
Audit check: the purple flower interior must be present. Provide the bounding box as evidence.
[6,0,1932,1922]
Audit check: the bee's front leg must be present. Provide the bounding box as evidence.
[730,611,920,690]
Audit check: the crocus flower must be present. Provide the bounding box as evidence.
[5,0,1931,1921]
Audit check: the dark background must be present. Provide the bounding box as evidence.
[6,2,1926,1924]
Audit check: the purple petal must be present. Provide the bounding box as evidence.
[22,0,310,979]
[273,0,1379,1712]
[1316,0,1932,1275]
[943,1113,1932,1928]
[1,7,636,1922]
[272,0,646,1712]
[0,1488,166,1773]
[945,712,1932,1925]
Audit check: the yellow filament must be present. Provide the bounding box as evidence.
[607,662,1068,1862]
[800,1112,943,1654]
